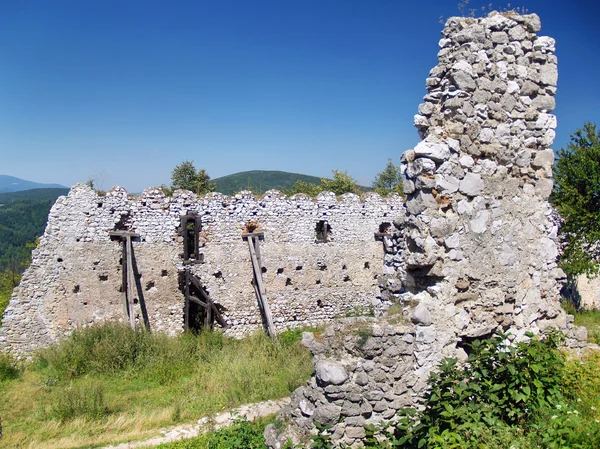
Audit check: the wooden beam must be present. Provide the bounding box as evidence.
[247,237,276,338]
[184,271,190,330]
[241,232,265,241]
[121,240,129,322]
[109,231,140,238]
[126,235,136,329]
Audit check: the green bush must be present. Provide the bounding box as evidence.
[156,417,268,449]
[0,351,21,381]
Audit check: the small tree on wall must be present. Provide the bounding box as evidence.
[372,159,404,197]
[171,161,216,195]
[552,122,600,277]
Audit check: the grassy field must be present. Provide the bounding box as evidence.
[0,324,314,449]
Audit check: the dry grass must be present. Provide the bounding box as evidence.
[0,324,314,448]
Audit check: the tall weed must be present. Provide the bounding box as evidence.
[0,351,21,381]
[49,381,108,422]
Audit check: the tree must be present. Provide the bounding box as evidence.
[320,170,361,195]
[372,159,404,197]
[284,170,361,196]
[171,161,216,195]
[552,122,600,277]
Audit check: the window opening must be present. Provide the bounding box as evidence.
[315,220,332,242]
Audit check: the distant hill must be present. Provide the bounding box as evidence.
[0,188,70,205]
[0,175,67,193]
[213,170,323,195]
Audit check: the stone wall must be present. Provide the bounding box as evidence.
[265,11,589,448]
[403,10,567,343]
[0,184,405,355]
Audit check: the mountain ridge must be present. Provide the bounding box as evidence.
[0,175,67,193]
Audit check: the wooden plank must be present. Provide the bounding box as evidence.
[194,217,201,260]
[121,240,129,321]
[126,235,136,329]
[253,236,263,270]
[241,232,265,241]
[184,271,190,330]
[183,219,190,261]
[109,231,140,238]
[188,295,207,307]
[247,238,276,338]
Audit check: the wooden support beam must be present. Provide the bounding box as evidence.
[109,231,140,238]
[241,232,265,241]
[126,235,136,329]
[121,239,129,322]
[247,237,276,338]
[184,271,190,330]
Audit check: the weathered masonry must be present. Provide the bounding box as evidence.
[265,11,588,448]
[0,187,406,354]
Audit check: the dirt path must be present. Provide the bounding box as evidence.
[101,398,290,449]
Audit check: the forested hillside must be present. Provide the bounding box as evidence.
[212,170,323,195]
[0,188,68,272]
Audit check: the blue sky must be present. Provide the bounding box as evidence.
[1,0,599,192]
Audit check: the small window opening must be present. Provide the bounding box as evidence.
[114,212,131,231]
[316,280,321,285]
[214,271,223,279]
[180,213,202,261]
[342,264,347,270]
[317,299,323,308]
[379,222,392,233]
[295,266,303,271]
[261,267,267,274]
[343,275,351,282]
[97,202,103,208]
[285,278,292,286]
[57,258,63,263]
[364,262,370,269]
[315,220,332,242]
[277,268,284,275]
[161,270,168,277]
[145,281,155,291]
[99,275,108,281]
[73,285,80,294]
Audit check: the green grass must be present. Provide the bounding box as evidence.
[155,416,273,449]
[0,323,314,449]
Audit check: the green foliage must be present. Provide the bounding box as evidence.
[285,170,362,197]
[213,170,323,195]
[310,423,334,449]
[171,160,216,195]
[320,170,361,195]
[285,179,323,197]
[0,351,21,381]
[391,331,567,447]
[552,122,600,277]
[155,417,270,449]
[372,159,404,197]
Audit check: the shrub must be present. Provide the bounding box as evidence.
[155,417,269,449]
[0,351,21,381]
[390,331,570,448]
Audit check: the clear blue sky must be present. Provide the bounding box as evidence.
[1,0,599,192]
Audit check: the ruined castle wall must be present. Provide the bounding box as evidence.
[0,185,405,355]
[403,11,567,344]
[266,12,587,448]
